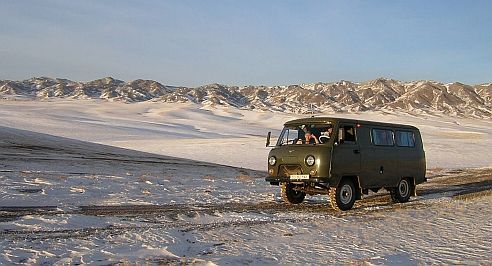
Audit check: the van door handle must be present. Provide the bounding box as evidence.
[353,149,360,154]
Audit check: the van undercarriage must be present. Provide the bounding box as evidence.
[273,179,417,211]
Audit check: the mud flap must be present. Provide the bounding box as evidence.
[412,178,417,197]
[356,187,363,200]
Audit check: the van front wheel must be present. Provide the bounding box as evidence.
[281,183,305,204]
[390,178,412,203]
[329,179,356,211]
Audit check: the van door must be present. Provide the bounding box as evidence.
[361,128,398,188]
[331,124,361,182]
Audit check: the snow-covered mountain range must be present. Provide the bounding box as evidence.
[1,77,491,117]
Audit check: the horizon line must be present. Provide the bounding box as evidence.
[1,76,491,88]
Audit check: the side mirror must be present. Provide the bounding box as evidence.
[266,131,271,147]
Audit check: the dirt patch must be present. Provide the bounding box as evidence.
[14,188,43,194]
[453,189,492,201]
[438,131,485,139]
[235,174,254,182]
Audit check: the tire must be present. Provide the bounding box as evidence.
[281,183,306,204]
[329,179,356,211]
[390,178,413,203]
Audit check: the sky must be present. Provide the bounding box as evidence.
[1,0,491,86]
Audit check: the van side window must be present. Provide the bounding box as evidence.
[396,131,415,147]
[371,129,394,146]
[339,125,356,143]
[344,126,356,142]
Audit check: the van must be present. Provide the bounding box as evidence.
[265,117,426,211]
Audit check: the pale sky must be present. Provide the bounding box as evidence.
[1,0,491,86]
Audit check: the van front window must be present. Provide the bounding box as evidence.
[277,124,333,146]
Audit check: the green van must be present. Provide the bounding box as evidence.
[265,117,426,211]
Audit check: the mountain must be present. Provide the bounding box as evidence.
[1,77,491,117]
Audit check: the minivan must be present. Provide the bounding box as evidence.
[265,117,426,211]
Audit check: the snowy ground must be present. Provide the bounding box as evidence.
[0,99,491,265]
[0,99,491,170]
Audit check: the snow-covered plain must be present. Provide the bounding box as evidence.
[0,99,491,265]
[0,99,491,170]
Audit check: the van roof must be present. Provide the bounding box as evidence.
[284,116,419,130]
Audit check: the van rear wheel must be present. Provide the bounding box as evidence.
[281,183,306,204]
[390,178,413,203]
[329,179,356,211]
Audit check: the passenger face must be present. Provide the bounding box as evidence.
[305,133,312,139]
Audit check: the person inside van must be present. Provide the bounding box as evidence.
[319,126,333,143]
[297,131,319,144]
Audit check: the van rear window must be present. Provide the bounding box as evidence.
[396,131,416,147]
[371,129,394,146]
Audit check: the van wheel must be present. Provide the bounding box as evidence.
[281,183,305,204]
[329,179,356,211]
[390,178,412,203]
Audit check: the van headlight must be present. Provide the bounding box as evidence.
[305,155,315,166]
[268,156,277,166]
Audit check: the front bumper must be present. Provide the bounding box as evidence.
[265,176,329,184]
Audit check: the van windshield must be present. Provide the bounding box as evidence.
[276,124,333,146]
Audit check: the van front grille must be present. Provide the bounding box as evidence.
[279,164,303,177]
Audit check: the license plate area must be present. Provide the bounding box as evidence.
[289,174,310,180]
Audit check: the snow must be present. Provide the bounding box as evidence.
[0,99,491,264]
[0,99,491,170]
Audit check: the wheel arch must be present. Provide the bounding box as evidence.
[393,176,416,197]
[403,176,417,196]
[330,175,362,200]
